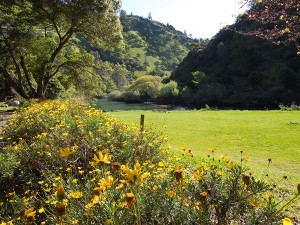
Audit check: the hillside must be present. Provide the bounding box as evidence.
[88,14,199,77]
[170,16,300,108]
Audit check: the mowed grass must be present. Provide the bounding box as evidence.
[0,102,16,111]
[110,110,300,185]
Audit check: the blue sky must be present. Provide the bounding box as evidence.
[121,0,247,39]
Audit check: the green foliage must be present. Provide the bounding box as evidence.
[170,18,300,108]
[192,71,207,86]
[125,75,163,100]
[0,0,123,99]
[45,78,66,99]
[107,90,123,101]
[0,152,17,178]
[121,90,141,103]
[157,81,179,103]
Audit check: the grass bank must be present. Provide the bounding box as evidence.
[110,110,300,185]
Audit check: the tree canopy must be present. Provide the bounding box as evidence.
[243,0,299,51]
[0,0,123,99]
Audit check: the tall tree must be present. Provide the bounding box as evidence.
[0,0,123,99]
[243,0,299,51]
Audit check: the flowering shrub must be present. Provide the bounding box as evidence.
[0,100,299,224]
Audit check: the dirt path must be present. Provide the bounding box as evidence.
[0,112,13,149]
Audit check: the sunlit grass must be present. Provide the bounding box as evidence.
[0,102,16,111]
[110,110,300,185]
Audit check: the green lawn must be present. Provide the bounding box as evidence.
[110,110,300,186]
[0,102,16,111]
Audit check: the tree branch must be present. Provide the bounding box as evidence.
[20,56,37,95]
[5,40,23,86]
[0,65,29,99]
[49,29,73,64]
[49,60,91,79]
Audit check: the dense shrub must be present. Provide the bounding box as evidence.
[125,75,162,100]
[45,78,66,99]
[121,90,141,102]
[0,101,299,224]
[107,90,123,101]
[157,81,179,103]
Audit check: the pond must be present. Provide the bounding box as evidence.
[94,99,163,111]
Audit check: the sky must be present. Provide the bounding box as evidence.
[121,0,248,39]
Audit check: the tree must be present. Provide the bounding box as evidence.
[120,9,127,18]
[0,0,123,99]
[147,12,152,20]
[243,0,299,51]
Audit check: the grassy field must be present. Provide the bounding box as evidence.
[110,110,300,186]
[0,102,16,111]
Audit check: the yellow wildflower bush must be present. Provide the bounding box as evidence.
[0,100,299,224]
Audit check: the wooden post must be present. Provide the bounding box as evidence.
[140,114,145,132]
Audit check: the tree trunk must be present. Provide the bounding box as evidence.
[36,77,50,99]
[0,65,30,99]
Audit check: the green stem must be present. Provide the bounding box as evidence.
[261,194,299,224]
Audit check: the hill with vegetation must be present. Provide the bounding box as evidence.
[169,15,300,108]
[75,14,202,103]
[94,13,199,77]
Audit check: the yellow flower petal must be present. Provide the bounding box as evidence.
[283,218,293,225]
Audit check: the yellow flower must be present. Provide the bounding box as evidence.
[89,151,112,167]
[193,171,203,181]
[283,218,293,225]
[158,161,165,167]
[24,208,36,224]
[248,197,262,207]
[38,207,45,213]
[216,170,223,176]
[0,221,13,225]
[226,164,234,169]
[121,164,139,183]
[223,156,230,163]
[72,179,78,183]
[153,185,158,191]
[72,220,79,224]
[166,190,176,197]
[98,176,114,190]
[59,147,73,158]
[116,183,124,190]
[141,172,150,180]
[69,191,83,199]
[219,154,225,159]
